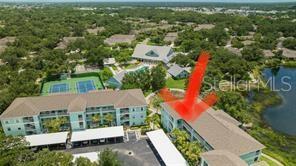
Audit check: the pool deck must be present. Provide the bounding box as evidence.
[41,76,104,96]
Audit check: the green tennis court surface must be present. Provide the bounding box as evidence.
[41,76,104,96]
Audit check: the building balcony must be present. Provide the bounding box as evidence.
[120,116,129,121]
[23,119,34,123]
[25,126,36,131]
[120,110,129,114]
[23,117,34,123]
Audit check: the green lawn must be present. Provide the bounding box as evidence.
[41,75,104,96]
[261,155,280,166]
[166,77,186,89]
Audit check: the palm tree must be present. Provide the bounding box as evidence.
[91,114,101,128]
[43,117,68,133]
[104,114,114,126]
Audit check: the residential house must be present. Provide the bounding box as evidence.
[167,64,190,79]
[282,48,296,59]
[160,102,265,165]
[107,70,127,88]
[263,50,275,58]
[0,37,16,54]
[132,44,176,64]
[103,58,116,66]
[0,89,147,136]
[104,34,135,45]
[55,37,85,50]
[194,24,215,31]
[107,65,149,89]
[164,32,178,43]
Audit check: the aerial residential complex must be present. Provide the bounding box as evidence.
[0,89,147,136]
[161,102,265,166]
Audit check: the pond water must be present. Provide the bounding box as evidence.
[262,67,296,136]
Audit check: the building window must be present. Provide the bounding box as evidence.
[78,115,83,118]
[141,115,143,118]
[256,150,260,155]
[254,157,258,162]
[141,107,143,111]
[79,122,84,128]
[16,120,19,123]
[5,121,8,124]
[18,127,21,130]
[7,127,11,131]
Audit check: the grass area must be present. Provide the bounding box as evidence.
[282,60,296,68]
[120,63,140,70]
[111,65,117,70]
[261,155,279,166]
[41,75,104,95]
[166,77,186,89]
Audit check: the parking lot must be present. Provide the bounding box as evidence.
[66,131,162,166]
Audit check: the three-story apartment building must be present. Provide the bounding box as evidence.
[161,102,265,166]
[0,89,147,136]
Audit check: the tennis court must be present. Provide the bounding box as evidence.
[41,74,104,96]
[50,83,69,93]
[76,80,96,93]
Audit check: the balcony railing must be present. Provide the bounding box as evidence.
[120,110,129,114]
[23,117,34,123]
[25,126,36,131]
[39,112,68,117]
[120,116,129,121]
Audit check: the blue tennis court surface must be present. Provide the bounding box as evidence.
[50,83,69,93]
[77,80,96,93]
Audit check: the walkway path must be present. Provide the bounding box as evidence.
[262,153,284,166]
[145,92,159,117]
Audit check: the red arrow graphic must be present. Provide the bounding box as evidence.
[159,51,218,122]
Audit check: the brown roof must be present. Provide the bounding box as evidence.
[282,48,296,58]
[55,37,85,49]
[194,24,215,31]
[104,34,135,45]
[161,102,265,156]
[164,32,178,42]
[0,37,16,54]
[201,150,248,166]
[0,89,147,119]
[263,50,275,58]
[86,27,105,35]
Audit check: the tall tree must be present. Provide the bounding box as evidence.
[241,45,263,62]
[24,149,73,166]
[151,64,167,91]
[43,117,68,133]
[121,69,151,92]
[98,148,121,166]
[171,129,201,166]
[0,132,34,166]
[74,157,98,166]
[92,114,101,128]
[104,114,114,126]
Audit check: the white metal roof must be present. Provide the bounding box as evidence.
[73,152,99,163]
[25,132,68,147]
[71,126,124,142]
[146,129,188,166]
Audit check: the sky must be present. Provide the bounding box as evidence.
[0,0,295,3]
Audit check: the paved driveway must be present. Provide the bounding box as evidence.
[66,139,161,166]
